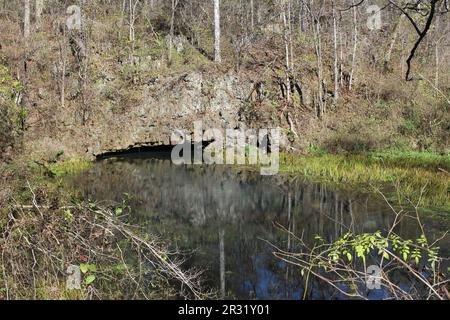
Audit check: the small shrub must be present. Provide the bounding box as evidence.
[400,119,418,134]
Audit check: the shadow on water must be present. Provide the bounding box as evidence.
[67,152,449,300]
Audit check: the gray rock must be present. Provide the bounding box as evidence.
[87,71,252,156]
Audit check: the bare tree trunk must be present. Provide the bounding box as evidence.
[435,43,439,88]
[168,0,178,65]
[304,0,325,115]
[250,0,254,31]
[119,0,126,41]
[401,38,405,76]
[288,0,294,73]
[20,0,31,133]
[434,3,441,88]
[128,0,140,62]
[349,1,358,91]
[339,21,344,87]
[58,31,66,109]
[403,0,438,81]
[35,0,44,27]
[298,0,304,32]
[281,0,291,103]
[332,0,339,103]
[24,0,30,38]
[129,0,134,61]
[214,0,221,63]
[385,15,403,65]
[313,16,324,115]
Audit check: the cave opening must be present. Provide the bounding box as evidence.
[95,142,214,161]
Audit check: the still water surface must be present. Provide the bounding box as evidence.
[68,152,449,299]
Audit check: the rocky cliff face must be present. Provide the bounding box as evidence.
[85,71,252,157]
[26,70,256,160]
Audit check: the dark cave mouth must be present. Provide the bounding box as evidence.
[95,142,211,161]
[95,135,273,162]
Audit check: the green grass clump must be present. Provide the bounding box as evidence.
[367,150,450,171]
[280,152,450,209]
[47,159,92,177]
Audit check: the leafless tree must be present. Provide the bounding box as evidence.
[342,0,447,81]
[127,0,141,62]
[332,0,339,103]
[23,0,30,38]
[281,0,292,103]
[214,0,221,63]
[349,0,358,90]
[168,0,180,65]
[388,0,440,80]
[35,0,44,27]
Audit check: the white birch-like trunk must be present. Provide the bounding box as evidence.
[349,2,358,91]
[281,0,291,102]
[169,0,176,64]
[332,0,339,103]
[339,23,344,87]
[24,0,30,38]
[314,19,324,115]
[250,0,254,31]
[214,0,221,63]
[35,0,44,26]
[435,43,439,88]
[386,15,403,64]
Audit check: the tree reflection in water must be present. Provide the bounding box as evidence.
[67,154,448,299]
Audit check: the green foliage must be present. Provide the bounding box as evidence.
[368,150,450,171]
[307,144,328,156]
[80,263,97,274]
[0,65,22,96]
[47,159,92,177]
[80,263,97,285]
[84,275,96,285]
[400,119,418,134]
[114,193,133,216]
[321,231,440,270]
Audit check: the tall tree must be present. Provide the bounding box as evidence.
[127,0,140,62]
[23,0,30,38]
[349,1,358,90]
[305,0,325,116]
[35,0,44,26]
[281,0,292,103]
[169,0,180,65]
[389,0,440,80]
[250,0,255,31]
[342,0,446,81]
[214,0,221,63]
[332,0,339,103]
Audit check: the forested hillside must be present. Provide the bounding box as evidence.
[0,0,448,160]
[0,0,449,302]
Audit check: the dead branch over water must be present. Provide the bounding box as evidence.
[0,184,208,300]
